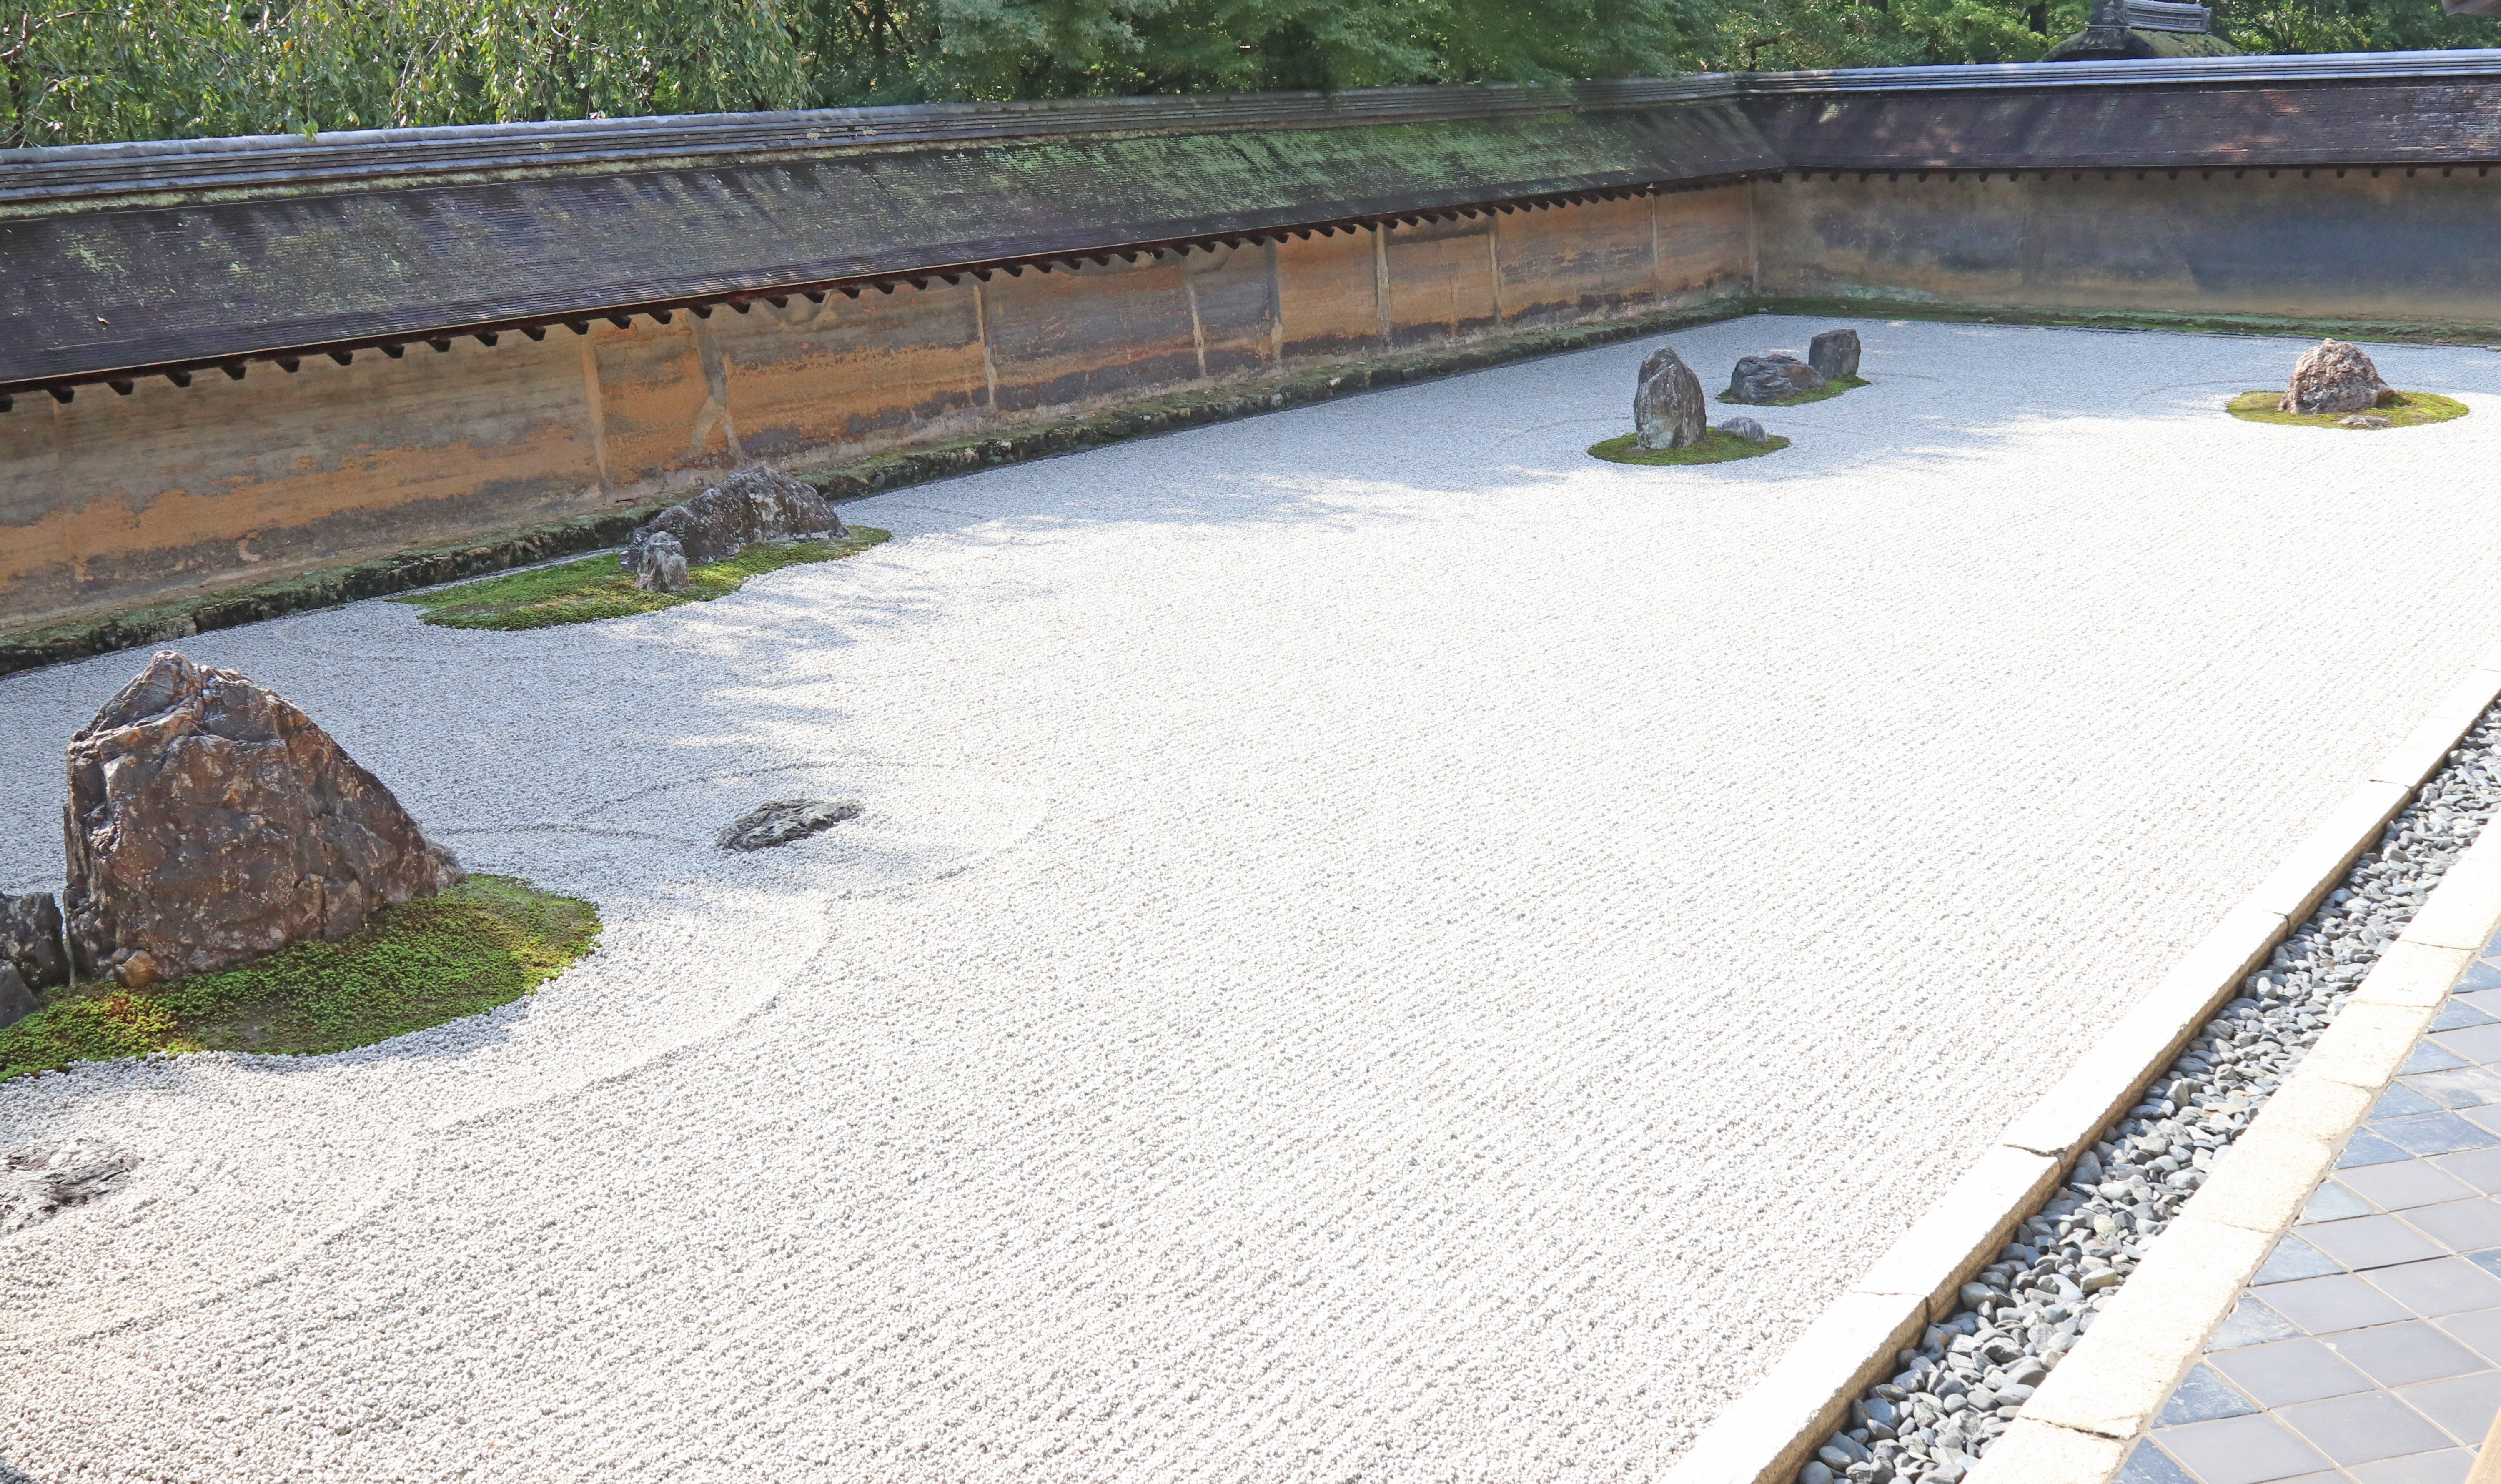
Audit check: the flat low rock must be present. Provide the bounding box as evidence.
[1633,346,1707,450]
[1725,353,1827,405]
[623,466,846,574]
[62,651,464,985]
[2282,338,2396,415]
[1718,416,1771,444]
[719,798,862,851]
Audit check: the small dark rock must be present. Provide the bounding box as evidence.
[1,890,67,990]
[0,964,37,1029]
[1634,346,1708,451]
[1809,328,1862,381]
[1726,353,1828,405]
[622,466,844,575]
[1718,416,1771,444]
[631,531,691,593]
[719,798,862,852]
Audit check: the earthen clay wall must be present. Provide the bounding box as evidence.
[0,189,1752,631]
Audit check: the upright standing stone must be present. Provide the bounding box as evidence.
[1809,328,1862,381]
[1634,347,1708,451]
[621,466,846,575]
[2280,339,2395,415]
[1725,353,1827,405]
[0,891,67,990]
[62,652,464,986]
[630,532,691,593]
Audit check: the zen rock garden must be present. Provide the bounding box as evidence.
[1604,325,1865,465]
[623,466,850,593]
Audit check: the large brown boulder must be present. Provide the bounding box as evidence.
[621,466,845,576]
[2280,340,2396,415]
[1634,347,1709,451]
[62,652,463,987]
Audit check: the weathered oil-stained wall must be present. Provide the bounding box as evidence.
[1753,166,2501,324]
[0,190,1753,631]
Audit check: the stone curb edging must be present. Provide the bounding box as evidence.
[0,301,1748,680]
[1666,652,2501,1484]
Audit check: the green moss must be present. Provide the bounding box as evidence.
[1588,430,1791,466]
[0,875,598,1082]
[1718,375,1871,408]
[2225,390,2470,430]
[396,529,890,630]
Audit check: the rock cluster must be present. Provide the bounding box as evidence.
[1809,328,1862,381]
[1726,353,1827,405]
[2280,338,2395,415]
[1634,347,1708,450]
[621,466,846,586]
[62,652,464,987]
[1807,709,2501,1483]
[718,798,862,852]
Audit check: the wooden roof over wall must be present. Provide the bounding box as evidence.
[5,52,2501,394]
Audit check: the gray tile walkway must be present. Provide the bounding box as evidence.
[2123,928,2501,1481]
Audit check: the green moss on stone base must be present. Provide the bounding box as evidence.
[0,874,599,1083]
[1588,430,1791,466]
[2225,390,2469,430]
[1718,375,1870,408]
[397,529,891,630]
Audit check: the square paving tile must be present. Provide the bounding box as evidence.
[2321,1320,2492,1387]
[2376,1113,2501,1159]
[2399,1198,2501,1254]
[2403,1067,2501,1109]
[2304,1216,2451,1271]
[2212,1296,2308,1352]
[2434,1023,2501,1064]
[2278,1390,2452,1464]
[2349,1130,2420,1168]
[2304,1182,2382,1224]
[2369,1257,2501,1319]
[2348,1450,2478,1484]
[2341,1163,2479,1211]
[2155,1412,2337,1484]
[2432,1304,2501,1364]
[2462,1248,2501,1283]
[2461,983,2501,1010]
[2268,1273,2418,1334]
[2408,1043,2473,1076]
[2259,1234,2349,1284]
[2158,1361,2263,1424]
[2462,1105,2501,1139]
[2431,1146,2501,1193]
[2395,1367,2501,1443]
[2210,1339,2376,1406]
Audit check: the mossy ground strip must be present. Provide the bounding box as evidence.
[396,530,891,630]
[0,875,599,1082]
[1588,430,1791,467]
[2226,389,2469,430]
[1716,374,1870,409]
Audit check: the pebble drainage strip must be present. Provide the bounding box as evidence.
[1799,706,2501,1484]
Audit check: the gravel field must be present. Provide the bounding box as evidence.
[5,317,2501,1482]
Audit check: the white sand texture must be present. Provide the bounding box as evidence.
[4,318,2500,1482]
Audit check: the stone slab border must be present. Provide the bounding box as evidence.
[1666,648,2501,1484]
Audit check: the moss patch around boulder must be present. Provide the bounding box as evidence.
[0,875,598,1082]
[396,530,890,631]
[2227,390,2469,429]
[1589,430,1792,467]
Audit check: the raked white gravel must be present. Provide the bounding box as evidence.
[4,317,2501,1482]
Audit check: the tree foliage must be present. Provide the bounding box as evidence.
[4,0,2496,149]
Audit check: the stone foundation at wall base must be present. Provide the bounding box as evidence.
[0,302,1742,678]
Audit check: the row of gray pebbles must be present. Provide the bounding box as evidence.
[1802,707,2501,1484]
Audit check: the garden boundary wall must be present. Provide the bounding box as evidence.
[8,51,2501,643]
